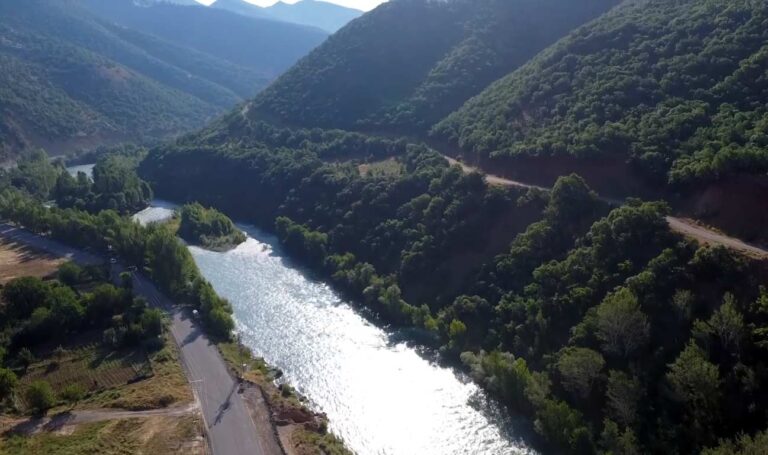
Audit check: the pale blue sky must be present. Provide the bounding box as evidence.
[195,0,387,12]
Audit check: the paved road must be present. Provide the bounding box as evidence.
[0,223,282,455]
[0,224,101,265]
[444,157,768,259]
[132,274,282,455]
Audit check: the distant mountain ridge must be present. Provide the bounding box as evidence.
[211,0,363,33]
[0,0,326,160]
[246,0,620,132]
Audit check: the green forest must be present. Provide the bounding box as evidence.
[249,0,618,133]
[435,0,768,187]
[0,0,326,160]
[1,0,767,453]
[0,152,235,340]
[178,203,246,250]
[139,120,768,453]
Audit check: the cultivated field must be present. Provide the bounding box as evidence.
[18,343,152,411]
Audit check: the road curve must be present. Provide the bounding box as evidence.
[444,156,768,259]
[0,223,282,455]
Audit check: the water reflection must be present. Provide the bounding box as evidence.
[191,224,534,455]
[133,200,177,225]
[100,190,533,454]
[66,163,95,179]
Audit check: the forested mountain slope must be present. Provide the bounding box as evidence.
[247,0,620,133]
[0,0,325,161]
[435,0,768,190]
[139,127,768,455]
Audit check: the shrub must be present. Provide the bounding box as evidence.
[60,384,86,404]
[25,380,56,414]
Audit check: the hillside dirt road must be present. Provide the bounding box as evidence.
[444,156,768,259]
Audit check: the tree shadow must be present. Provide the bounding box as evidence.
[211,380,239,427]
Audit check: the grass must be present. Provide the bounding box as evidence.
[0,239,63,284]
[218,342,270,379]
[15,332,191,413]
[78,335,191,411]
[0,415,204,455]
[292,427,351,455]
[357,158,403,178]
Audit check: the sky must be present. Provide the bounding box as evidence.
[195,0,387,12]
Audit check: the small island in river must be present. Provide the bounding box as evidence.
[178,202,246,251]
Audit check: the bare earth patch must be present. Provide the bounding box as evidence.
[0,415,204,455]
[0,239,63,284]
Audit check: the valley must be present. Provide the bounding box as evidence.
[1,0,767,454]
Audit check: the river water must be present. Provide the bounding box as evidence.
[66,163,95,178]
[113,186,533,454]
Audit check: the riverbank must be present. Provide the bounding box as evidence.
[0,220,346,455]
[188,225,531,454]
[217,343,350,455]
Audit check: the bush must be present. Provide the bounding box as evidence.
[25,380,56,414]
[60,384,86,404]
[17,348,35,370]
[57,261,83,286]
[0,368,18,402]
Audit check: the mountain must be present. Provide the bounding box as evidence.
[81,0,328,78]
[265,0,362,33]
[211,0,362,33]
[0,0,325,160]
[209,0,272,20]
[434,0,768,191]
[246,0,620,133]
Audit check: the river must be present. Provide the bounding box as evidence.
[76,164,533,454]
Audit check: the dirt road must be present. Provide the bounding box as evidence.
[6,403,198,435]
[444,156,768,259]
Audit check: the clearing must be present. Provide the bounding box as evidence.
[358,157,403,178]
[0,415,204,455]
[0,238,63,284]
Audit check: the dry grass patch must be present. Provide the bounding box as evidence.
[0,239,63,284]
[358,158,403,178]
[0,415,204,455]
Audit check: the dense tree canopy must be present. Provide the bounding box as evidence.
[178,202,245,250]
[0,0,325,159]
[139,127,768,454]
[248,0,619,134]
[435,0,768,186]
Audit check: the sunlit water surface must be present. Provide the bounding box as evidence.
[66,163,95,179]
[134,199,533,455]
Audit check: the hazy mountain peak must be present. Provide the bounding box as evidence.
[213,0,362,33]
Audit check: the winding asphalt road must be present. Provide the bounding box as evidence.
[444,157,768,259]
[0,223,282,455]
